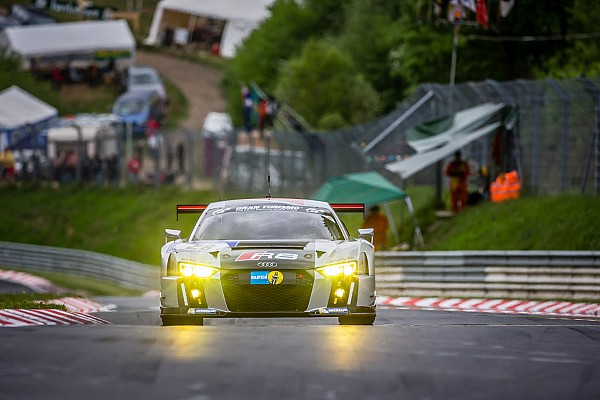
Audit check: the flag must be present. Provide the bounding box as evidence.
[476,0,489,29]
[460,0,476,12]
[500,0,515,18]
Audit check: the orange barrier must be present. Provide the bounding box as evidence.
[490,170,521,202]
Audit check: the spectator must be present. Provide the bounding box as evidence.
[258,98,268,139]
[445,150,471,213]
[127,155,140,183]
[0,148,15,182]
[361,205,389,250]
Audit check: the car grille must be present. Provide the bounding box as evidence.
[221,270,314,312]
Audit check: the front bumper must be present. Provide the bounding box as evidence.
[160,268,376,319]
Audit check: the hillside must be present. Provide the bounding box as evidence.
[1,187,598,268]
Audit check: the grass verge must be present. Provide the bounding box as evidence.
[0,293,67,311]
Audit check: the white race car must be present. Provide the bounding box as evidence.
[160,198,376,325]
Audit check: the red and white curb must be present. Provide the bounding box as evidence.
[0,269,63,293]
[377,296,600,319]
[0,269,115,327]
[45,297,116,313]
[0,309,109,327]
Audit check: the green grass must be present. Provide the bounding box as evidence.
[426,194,600,250]
[0,293,67,311]
[0,185,219,265]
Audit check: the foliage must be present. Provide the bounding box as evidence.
[534,0,600,78]
[274,39,381,129]
[222,0,319,124]
[0,292,67,311]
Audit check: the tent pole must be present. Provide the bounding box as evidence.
[382,202,400,245]
[404,196,425,250]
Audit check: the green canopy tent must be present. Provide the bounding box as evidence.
[312,171,424,249]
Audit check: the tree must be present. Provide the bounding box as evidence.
[274,39,380,130]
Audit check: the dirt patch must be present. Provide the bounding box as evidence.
[135,50,226,130]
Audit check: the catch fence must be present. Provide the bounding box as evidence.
[219,76,600,197]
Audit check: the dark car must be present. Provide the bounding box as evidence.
[11,4,55,25]
[0,15,19,32]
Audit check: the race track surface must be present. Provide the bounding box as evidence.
[1,296,599,400]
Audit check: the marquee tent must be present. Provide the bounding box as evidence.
[385,103,508,179]
[0,20,135,70]
[313,171,424,249]
[144,0,275,57]
[0,86,58,151]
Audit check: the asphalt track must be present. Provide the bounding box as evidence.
[0,296,599,400]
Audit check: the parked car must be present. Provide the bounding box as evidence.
[10,4,55,25]
[125,66,168,103]
[0,15,19,32]
[112,89,166,138]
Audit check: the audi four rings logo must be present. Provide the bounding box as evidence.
[257,262,278,268]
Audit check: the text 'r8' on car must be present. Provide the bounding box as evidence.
[160,198,377,326]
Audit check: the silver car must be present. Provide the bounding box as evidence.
[127,66,168,102]
[160,198,377,325]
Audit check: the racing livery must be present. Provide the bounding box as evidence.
[160,198,377,325]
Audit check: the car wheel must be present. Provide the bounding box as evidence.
[161,316,204,326]
[338,314,376,325]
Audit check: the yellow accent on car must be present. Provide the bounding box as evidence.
[316,261,358,277]
[178,262,218,278]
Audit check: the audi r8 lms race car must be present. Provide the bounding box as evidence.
[160,198,377,326]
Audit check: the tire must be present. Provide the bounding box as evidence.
[161,316,203,326]
[338,314,376,325]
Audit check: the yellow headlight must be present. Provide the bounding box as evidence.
[317,261,357,277]
[178,262,218,278]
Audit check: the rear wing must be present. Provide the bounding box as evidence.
[176,204,208,221]
[176,203,365,220]
[330,203,365,219]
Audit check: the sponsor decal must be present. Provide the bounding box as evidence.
[188,308,217,315]
[257,261,278,268]
[306,208,326,214]
[268,271,284,285]
[236,251,298,261]
[316,307,349,314]
[250,270,284,285]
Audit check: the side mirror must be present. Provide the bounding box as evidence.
[165,229,181,243]
[358,228,374,244]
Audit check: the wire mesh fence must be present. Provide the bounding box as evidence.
[219,76,600,197]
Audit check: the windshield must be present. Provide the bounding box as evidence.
[193,208,345,241]
[113,100,148,115]
[131,73,158,85]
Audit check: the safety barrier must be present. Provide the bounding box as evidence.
[375,251,600,301]
[0,241,158,292]
[2,242,599,301]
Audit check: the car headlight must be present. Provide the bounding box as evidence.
[316,261,357,277]
[178,262,218,278]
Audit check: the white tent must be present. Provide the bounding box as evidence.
[0,20,135,69]
[145,0,275,57]
[0,86,58,151]
[385,103,506,179]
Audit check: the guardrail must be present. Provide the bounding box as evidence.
[2,242,599,301]
[375,251,600,301]
[0,241,158,292]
